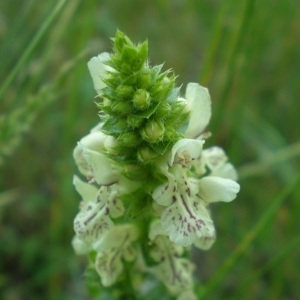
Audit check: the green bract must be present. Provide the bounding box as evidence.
[88,30,189,164]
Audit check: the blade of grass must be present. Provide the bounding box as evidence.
[0,0,67,100]
[0,48,87,168]
[232,236,300,298]
[197,176,300,298]
[199,0,230,86]
[212,0,256,130]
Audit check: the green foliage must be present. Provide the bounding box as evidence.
[1,0,300,299]
[98,31,188,164]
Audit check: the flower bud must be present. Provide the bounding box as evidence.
[127,115,144,129]
[155,102,171,119]
[122,164,149,181]
[140,119,165,143]
[116,85,134,98]
[132,89,151,110]
[111,101,133,114]
[138,67,151,89]
[137,146,159,162]
[118,131,141,147]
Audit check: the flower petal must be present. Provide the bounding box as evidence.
[88,52,113,94]
[94,224,139,286]
[80,144,117,185]
[184,83,211,138]
[73,130,106,176]
[202,147,228,170]
[193,233,216,250]
[71,236,92,255]
[148,225,194,296]
[169,138,204,167]
[73,199,113,244]
[161,193,215,247]
[95,224,139,251]
[151,256,195,295]
[97,185,124,218]
[198,176,240,203]
[198,147,238,179]
[73,175,98,203]
[95,251,122,287]
[215,162,238,181]
[152,174,176,207]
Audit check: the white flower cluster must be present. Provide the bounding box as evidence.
[72,52,240,299]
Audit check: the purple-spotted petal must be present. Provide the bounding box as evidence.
[193,232,216,250]
[161,194,215,247]
[152,174,176,207]
[151,256,195,295]
[97,185,124,218]
[73,185,124,244]
[73,199,113,244]
[94,224,139,286]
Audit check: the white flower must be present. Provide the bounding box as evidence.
[87,52,115,95]
[73,126,107,178]
[152,138,240,249]
[73,176,124,244]
[151,83,240,249]
[94,224,139,286]
[180,83,211,139]
[79,143,117,185]
[147,220,196,297]
[194,146,238,180]
[73,123,120,185]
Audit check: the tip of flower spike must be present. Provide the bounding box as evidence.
[86,31,190,165]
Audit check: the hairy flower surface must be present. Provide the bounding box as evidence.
[72,31,240,299]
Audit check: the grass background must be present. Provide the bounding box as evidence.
[1,0,299,299]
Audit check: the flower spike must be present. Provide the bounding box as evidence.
[72,31,240,299]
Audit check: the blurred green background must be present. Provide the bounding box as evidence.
[1,0,299,299]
